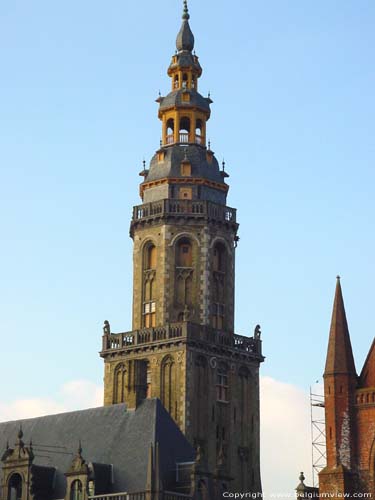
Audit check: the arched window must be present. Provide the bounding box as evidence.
[174,74,179,89]
[143,243,157,328]
[70,480,83,500]
[213,242,226,272]
[182,73,188,88]
[212,242,227,329]
[7,474,22,500]
[179,117,190,143]
[176,238,192,267]
[145,244,157,270]
[195,118,203,145]
[166,118,175,144]
[192,75,196,89]
[216,364,229,402]
[114,363,126,403]
[161,355,177,418]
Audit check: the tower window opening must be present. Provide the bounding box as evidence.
[182,73,188,88]
[70,480,83,500]
[7,473,22,500]
[195,118,203,145]
[216,365,229,402]
[143,301,156,328]
[166,118,175,144]
[145,244,157,270]
[176,239,193,267]
[179,117,190,143]
[212,303,225,329]
[174,74,179,89]
[192,75,196,89]
[213,243,226,272]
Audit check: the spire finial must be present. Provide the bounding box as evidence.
[182,0,190,20]
[78,440,83,457]
[222,159,226,171]
[336,275,341,281]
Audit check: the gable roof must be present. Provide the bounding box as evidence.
[359,338,375,388]
[0,399,194,499]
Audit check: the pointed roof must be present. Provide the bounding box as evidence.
[176,1,195,52]
[324,277,357,377]
[359,338,375,388]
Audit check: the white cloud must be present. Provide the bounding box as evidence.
[260,376,313,499]
[0,380,103,423]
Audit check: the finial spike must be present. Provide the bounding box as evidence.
[78,440,82,456]
[182,0,190,20]
[222,159,226,171]
[336,275,341,281]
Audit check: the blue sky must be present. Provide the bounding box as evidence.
[0,0,374,492]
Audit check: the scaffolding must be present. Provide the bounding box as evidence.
[310,385,326,488]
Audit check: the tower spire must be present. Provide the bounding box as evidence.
[324,276,357,376]
[176,0,195,52]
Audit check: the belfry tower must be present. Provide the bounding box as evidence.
[100,2,264,494]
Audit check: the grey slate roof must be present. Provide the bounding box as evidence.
[0,399,194,499]
[176,20,195,52]
[159,90,211,114]
[146,145,225,186]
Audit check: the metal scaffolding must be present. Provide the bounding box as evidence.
[310,385,326,488]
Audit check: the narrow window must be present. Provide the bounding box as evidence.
[179,117,190,143]
[7,474,22,500]
[216,365,229,402]
[177,239,192,267]
[70,480,83,500]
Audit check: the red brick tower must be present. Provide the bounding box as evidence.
[318,277,375,498]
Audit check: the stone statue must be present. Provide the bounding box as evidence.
[103,320,111,335]
[254,324,261,339]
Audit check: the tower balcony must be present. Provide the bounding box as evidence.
[132,199,237,226]
[164,134,205,146]
[100,322,263,360]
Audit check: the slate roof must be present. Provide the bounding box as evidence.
[0,399,194,499]
[146,144,225,185]
[159,90,210,114]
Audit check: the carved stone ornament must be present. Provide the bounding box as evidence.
[209,357,217,369]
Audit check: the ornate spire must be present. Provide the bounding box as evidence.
[176,0,195,52]
[324,277,357,376]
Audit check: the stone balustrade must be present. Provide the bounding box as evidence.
[132,199,236,225]
[88,493,191,500]
[101,322,262,358]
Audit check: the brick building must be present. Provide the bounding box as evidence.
[0,2,264,499]
[297,277,375,498]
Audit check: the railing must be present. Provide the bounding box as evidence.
[102,322,262,357]
[166,134,174,144]
[89,493,145,500]
[195,135,203,145]
[89,493,190,500]
[132,200,236,224]
[179,133,189,143]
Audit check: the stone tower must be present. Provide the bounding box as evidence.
[100,1,264,493]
